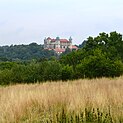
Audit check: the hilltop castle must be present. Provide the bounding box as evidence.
[44,37,78,54]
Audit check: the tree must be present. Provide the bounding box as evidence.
[43,61,62,81]
[61,31,123,79]
[62,65,73,80]
[84,31,123,61]
[76,48,123,78]
[0,43,56,61]
[0,69,12,85]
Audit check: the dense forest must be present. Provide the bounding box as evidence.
[0,31,123,85]
[0,43,56,61]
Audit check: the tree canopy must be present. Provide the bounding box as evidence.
[0,43,56,61]
[0,31,123,85]
[60,31,123,78]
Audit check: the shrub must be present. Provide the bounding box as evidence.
[62,65,73,80]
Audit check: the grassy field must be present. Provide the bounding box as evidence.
[0,77,123,123]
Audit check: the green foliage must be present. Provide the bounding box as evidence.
[75,48,123,78]
[43,61,62,81]
[62,65,73,80]
[0,69,12,85]
[60,49,86,68]
[84,31,123,61]
[78,40,86,48]
[0,61,63,84]
[11,64,29,83]
[60,31,123,79]
[0,31,123,84]
[0,43,56,61]
[0,62,16,70]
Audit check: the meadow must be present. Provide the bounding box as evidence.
[0,77,123,122]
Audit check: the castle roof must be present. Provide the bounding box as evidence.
[47,37,52,40]
[60,39,69,43]
[54,48,65,53]
[47,37,69,43]
[72,45,78,49]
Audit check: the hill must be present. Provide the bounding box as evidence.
[0,43,56,61]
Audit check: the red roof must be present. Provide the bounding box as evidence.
[72,45,78,49]
[47,37,51,40]
[47,37,69,43]
[60,39,69,43]
[54,48,65,53]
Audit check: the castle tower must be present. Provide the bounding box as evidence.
[69,36,72,49]
[44,37,47,49]
[56,36,60,48]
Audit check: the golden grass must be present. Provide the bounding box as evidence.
[0,77,123,122]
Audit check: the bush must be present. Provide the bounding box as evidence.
[43,61,62,81]
[61,65,73,80]
[0,69,13,85]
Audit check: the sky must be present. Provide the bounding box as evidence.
[0,0,123,46]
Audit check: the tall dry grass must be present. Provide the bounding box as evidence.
[0,77,123,122]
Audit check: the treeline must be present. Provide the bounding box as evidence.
[0,31,123,85]
[61,31,123,78]
[0,60,62,85]
[0,42,56,61]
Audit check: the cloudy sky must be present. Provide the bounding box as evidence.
[0,0,123,45]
